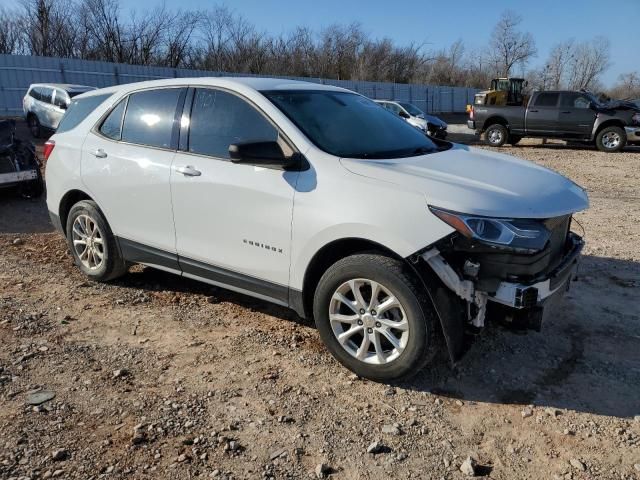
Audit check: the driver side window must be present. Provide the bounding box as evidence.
[187,88,278,159]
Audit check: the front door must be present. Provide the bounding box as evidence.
[81,87,185,258]
[171,88,298,304]
[558,92,596,138]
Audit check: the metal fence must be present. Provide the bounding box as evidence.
[0,54,478,115]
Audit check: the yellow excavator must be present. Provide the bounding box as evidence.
[466,78,528,112]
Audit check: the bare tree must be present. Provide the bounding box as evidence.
[488,10,537,76]
[609,71,640,99]
[0,8,23,54]
[565,37,610,90]
[19,0,78,57]
[545,40,575,89]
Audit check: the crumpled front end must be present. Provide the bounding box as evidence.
[409,214,584,362]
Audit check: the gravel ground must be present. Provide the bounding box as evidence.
[1,121,639,480]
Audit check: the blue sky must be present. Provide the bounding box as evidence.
[7,0,638,85]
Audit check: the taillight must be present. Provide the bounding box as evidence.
[43,140,55,161]
[469,106,474,120]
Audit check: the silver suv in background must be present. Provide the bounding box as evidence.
[375,100,448,139]
[23,83,96,138]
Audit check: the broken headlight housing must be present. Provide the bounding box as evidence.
[429,207,551,253]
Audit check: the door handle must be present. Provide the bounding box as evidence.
[92,149,107,158]
[175,165,201,177]
[528,109,539,113]
[560,111,571,114]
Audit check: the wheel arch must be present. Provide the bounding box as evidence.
[58,189,95,234]
[296,237,405,320]
[593,119,626,140]
[482,116,509,131]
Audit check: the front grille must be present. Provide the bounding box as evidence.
[0,154,16,174]
[543,215,571,270]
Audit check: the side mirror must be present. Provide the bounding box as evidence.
[229,141,298,169]
[399,111,410,118]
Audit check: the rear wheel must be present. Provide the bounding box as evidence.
[27,115,41,139]
[595,126,626,152]
[313,254,439,382]
[484,124,508,147]
[65,200,127,282]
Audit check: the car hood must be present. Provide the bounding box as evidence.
[340,144,589,219]
[423,114,447,128]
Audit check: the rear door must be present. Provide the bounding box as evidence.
[525,92,559,135]
[81,87,186,262]
[558,92,597,138]
[38,87,56,129]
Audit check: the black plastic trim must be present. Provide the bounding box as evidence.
[117,237,180,271]
[115,236,292,307]
[179,255,289,306]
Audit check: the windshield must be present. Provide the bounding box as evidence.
[399,102,424,116]
[263,91,439,158]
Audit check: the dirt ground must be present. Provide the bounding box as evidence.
[1,120,639,480]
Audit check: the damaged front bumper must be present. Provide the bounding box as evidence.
[412,230,584,362]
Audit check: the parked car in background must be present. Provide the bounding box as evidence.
[45,78,588,381]
[23,83,97,138]
[468,90,640,152]
[374,100,448,139]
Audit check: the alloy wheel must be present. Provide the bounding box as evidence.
[71,214,105,270]
[328,278,409,365]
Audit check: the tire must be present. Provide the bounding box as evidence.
[595,126,626,152]
[65,200,127,282]
[484,124,508,147]
[509,135,522,145]
[313,253,440,382]
[27,114,41,139]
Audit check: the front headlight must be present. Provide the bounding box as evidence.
[429,207,551,253]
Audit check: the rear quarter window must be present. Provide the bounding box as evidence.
[56,94,113,134]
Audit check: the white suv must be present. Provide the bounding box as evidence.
[45,78,588,381]
[23,83,96,138]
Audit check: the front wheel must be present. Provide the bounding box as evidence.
[313,254,440,382]
[65,200,127,282]
[595,126,626,152]
[484,124,508,147]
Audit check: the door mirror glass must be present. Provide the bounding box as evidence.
[229,141,296,169]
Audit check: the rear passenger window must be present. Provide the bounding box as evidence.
[53,90,68,108]
[39,87,53,104]
[121,88,183,149]
[56,93,112,134]
[534,93,559,107]
[188,89,277,159]
[100,99,126,140]
[29,88,40,101]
